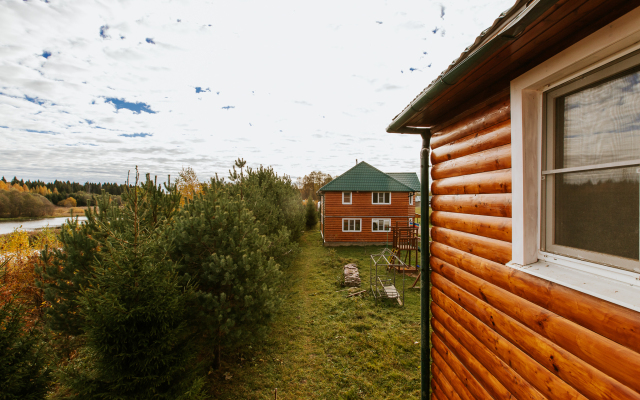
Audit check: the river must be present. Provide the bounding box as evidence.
[0,216,88,235]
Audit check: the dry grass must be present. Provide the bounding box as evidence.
[208,229,422,400]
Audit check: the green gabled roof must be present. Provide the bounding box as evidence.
[318,162,414,192]
[386,172,420,192]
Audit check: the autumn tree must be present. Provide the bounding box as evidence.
[296,171,332,201]
[175,166,202,205]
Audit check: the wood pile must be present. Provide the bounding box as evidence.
[343,263,361,287]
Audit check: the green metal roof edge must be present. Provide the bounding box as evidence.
[386,0,560,134]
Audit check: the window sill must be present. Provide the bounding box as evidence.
[507,253,640,312]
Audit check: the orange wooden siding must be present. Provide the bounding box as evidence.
[429,94,640,399]
[322,191,414,243]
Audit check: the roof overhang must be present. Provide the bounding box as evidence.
[387,0,639,133]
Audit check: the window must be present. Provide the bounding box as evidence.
[510,12,640,310]
[342,218,361,232]
[542,51,640,272]
[372,218,391,232]
[409,194,414,205]
[372,192,391,204]
[342,192,351,204]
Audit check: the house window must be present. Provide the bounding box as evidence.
[409,194,414,205]
[372,192,391,204]
[372,218,391,232]
[342,192,352,204]
[542,51,640,272]
[342,218,361,232]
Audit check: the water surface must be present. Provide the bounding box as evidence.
[0,216,88,235]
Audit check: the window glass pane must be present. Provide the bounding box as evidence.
[552,166,639,261]
[350,220,354,230]
[344,192,350,202]
[355,220,360,230]
[385,193,390,203]
[384,220,390,231]
[556,70,640,169]
[344,220,348,231]
[373,193,378,203]
[373,221,378,231]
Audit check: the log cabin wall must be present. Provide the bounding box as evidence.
[323,191,414,245]
[428,94,640,399]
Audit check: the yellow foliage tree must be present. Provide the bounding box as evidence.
[0,227,60,324]
[175,166,202,205]
[0,181,7,191]
[57,197,77,207]
[12,183,24,192]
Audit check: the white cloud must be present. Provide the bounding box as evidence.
[0,0,514,183]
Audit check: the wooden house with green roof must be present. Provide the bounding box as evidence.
[317,161,419,246]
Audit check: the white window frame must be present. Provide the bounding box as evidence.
[372,192,391,204]
[371,218,391,232]
[342,192,352,205]
[509,7,640,312]
[342,218,361,232]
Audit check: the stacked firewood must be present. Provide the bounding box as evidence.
[343,263,361,287]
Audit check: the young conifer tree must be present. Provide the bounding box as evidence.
[170,178,283,369]
[305,196,317,228]
[53,171,205,400]
[39,175,181,339]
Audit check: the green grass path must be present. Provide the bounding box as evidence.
[211,229,421,399]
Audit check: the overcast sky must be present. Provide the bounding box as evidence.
[1,0,513,184]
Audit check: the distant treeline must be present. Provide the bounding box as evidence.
[1,176,129,206]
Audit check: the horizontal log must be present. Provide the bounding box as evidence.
[431,303,546,400]
[432,334,493,400]
[432,144,511,180]
[430,211,512,242]
[432,342,482,400]
[430,241,640,355]
[430,226,512,264]
[431,121,511,165]
[433,364,463,400]
[432,284,588,400]
[432,321,514,400]
[431,271,640,400]
[431,98,510,150]
[431,169,511,195]
[431,254,640,394]
[431,194,512,217]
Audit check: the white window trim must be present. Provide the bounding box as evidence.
[341,218,361,232]
[372,192,391,205]
[371,218,391,232]
[509,7,640,311]
[342,192,352,205]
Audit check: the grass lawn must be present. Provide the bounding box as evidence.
[210,229,422,399]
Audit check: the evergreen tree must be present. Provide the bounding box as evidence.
[170,181,283,368]
[226,160,305,269]
[39,177,181,339]
[305,196,317,228]
[51,171,204,400]
[0,260,53,400]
